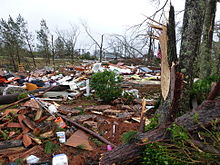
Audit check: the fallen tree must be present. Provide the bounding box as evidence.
[99,97,220,165]
[99,2,219,164]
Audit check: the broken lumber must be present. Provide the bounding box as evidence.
[0,86,57,111]
[0,140,23,150]
[0,85,69,105]
[57,113,116,148]
[8,145,43,162]
[139,98,147,132]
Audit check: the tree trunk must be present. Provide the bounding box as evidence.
[100,98,220,165]
[26,37,36,68]
[10,52,17,71]
[156,5,179,124]
[71,47,74,64]
[51,35,55,66]
[167,5,177,66]
[199,0,217,79]
[99,34,104,62]
[178,0,206,114]
[147,33,153,61]
[16,45,21,65]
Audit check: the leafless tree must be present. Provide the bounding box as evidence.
[108,29,150,60]
[56,25,80,63]
[82,22,104,62]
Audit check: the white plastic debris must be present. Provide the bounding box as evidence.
[109,65,132,74]
[52,154,68,165]
[26,155,40,164]
[124,89,139,98]
[92,63,104,73]
[48,104,58,114]
[56,131,66,143]
[84,79,90,96]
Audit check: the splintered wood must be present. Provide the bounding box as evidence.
[159,26,170,100]
[150,23,170,100]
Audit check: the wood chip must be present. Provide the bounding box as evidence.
[22,134,32,147]
[23,99,40,109]
[40,130,54,138]
[103,109,122,115]
[18,114,30,134]
[22,117,36,130]
[7,122,22,128]
[34,108,43,121]
[85,105,112,112]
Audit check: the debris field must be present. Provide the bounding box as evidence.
[0,62,160,164]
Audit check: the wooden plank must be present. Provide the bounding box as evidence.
[0,140,22,150]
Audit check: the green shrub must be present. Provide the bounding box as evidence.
[142,143,180,165]
[122,131,137,144]
[91,70,122,103]
[168,124,189,142]
[80,52,97,60]
[145,114,159,132]
[44,141,59,154]
[191,75,220,104]
[17,92,28,100]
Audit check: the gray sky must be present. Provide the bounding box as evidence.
[1,0,186,33]
[1,0,220,50]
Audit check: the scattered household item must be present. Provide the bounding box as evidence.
[26,155,40,164]
[56,131,66,143]
[107,145,112,151]
[52,154,68,165]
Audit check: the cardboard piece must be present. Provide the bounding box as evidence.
[65,130,93,151]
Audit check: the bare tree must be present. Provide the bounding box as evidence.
[36,19,51,65]
[82,23,104,62]
[56,25,80,64]
[20,20,36,67]
[109,32,148,59]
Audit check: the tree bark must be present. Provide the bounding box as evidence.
[26,37,36,67]
[16,45,21,65]
[100,98,220,165]
[156,5,179,124]
[99,34,104,62]
[10,53,17,71]
[51,35,55,66]
[199,0,217,79]
[179,0,206,114]
[167,5,177,66]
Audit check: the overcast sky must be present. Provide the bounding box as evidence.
[1,0,186,33]
[1,0,220,50]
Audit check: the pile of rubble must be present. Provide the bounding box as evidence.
[0,62,161,164]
